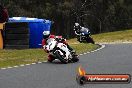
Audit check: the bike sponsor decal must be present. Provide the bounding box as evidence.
[76,66,131,85]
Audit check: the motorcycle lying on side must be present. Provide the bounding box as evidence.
[45,38,79,64]
[76,28,95,44]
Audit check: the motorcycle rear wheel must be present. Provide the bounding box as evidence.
[86,37,95,44]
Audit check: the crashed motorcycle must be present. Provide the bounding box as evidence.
[76,28,95,44]
[45,38,79,64]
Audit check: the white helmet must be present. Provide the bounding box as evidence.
[81,27,85,29]
[43,31,50,39]
[43,31,50,35]
[75,23,80,26]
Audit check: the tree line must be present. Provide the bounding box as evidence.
[1,0,132,38]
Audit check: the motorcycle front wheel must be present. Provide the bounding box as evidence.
[54,51,68,64]
[72,55,79,62]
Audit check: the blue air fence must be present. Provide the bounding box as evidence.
[9,17,51,48]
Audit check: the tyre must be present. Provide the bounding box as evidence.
[4,39,29,45]
[5,34,29,40]
[5,28,29,34]
[86,37,95,44]
[4,45,29,49]
[79,76,87,85]
[72,55,79,62]
[5,22,28,28]
[54,51,68,64]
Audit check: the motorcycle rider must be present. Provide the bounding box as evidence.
[42,30,75,62]
[74,23,91,41]
[74,23,82,35]
[74,23,90,35]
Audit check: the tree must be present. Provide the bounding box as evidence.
[1,0,131,37]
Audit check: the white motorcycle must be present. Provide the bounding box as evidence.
[44,38,79,64]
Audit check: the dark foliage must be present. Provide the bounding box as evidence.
[1,0,132,38]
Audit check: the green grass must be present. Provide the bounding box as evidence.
[92,29,132,43]
[71,43,99,54]
[0,49,48,67]
[0,42,99,68]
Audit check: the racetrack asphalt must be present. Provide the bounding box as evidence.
[0,43,132,88]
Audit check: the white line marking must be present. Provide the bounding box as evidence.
[14,66,19,68]
[7,67,13,69]
[99,41,132,44]
[79,44,105,56]
[20,65,25,67]
[79,54,83,55]
[43,61,47,62]
[31,63,36,65]
[25,64,30,66]
[1,68,6,70]
[38,62,42,64]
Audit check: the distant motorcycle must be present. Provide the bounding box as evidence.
[45,38,79,64]
[77,28,95,44]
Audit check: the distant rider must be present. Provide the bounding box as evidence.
[73,23,82,35]
[74,23,90,35]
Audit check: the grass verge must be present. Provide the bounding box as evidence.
[0,42,99,68]
[92,29,132,43]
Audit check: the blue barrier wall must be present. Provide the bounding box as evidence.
[9,17,51,48]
